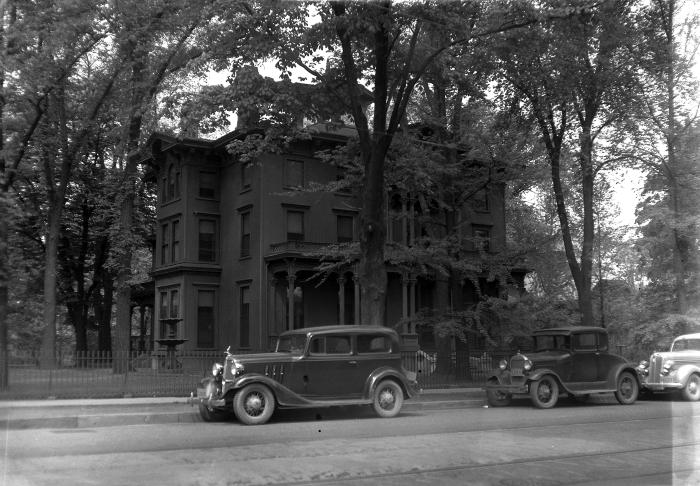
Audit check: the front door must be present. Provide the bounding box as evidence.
[302,334,364,399]
[570,332,600,389]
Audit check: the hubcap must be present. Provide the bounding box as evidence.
[378,388,395,410]
[620,378,633,398]
[244,392,264,416]
[689,378,699,396]
[538,382,552,402]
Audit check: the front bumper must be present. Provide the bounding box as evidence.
[483,383,529,394]
[188,379,226,408]
[483,372,529,394]
[406,379,421,398]
[641,381,683,391]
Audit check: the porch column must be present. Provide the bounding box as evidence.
[401,272,409,334]
[287,273,296,331]
[337,274,346,325]
[401,198,408,245]
[138,305,146,353]
[268,277,278,348]
[409,275,417,334]
[353,270,360,325]
[408,196,415,245]
[148,306,155,352]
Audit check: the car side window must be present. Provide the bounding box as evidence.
[573,333,596,351]
[327,335,351,354]
[597,333,608,351]
[357,335,390,353]
[310,335,351,355]
[309,336,326,354]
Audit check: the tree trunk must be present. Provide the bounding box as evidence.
[113,160,136,373]
[578,126,595,326]
[0,199,8,388]
[112,55,145,372]
[359,148,388,326]
[99,277,114,352]
[39,204,61,367]
[670,181,688,313]
[664,1,687,314]
[68,301,88,353]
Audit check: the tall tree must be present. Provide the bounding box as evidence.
[495,0,639,326]
[0,0,109,379]
[633,0,700,315]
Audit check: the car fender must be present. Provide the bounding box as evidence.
[485,371,503,384]
[222,373,311,407]
[676,364,700,386]
[602,363,640,389]
[527,368,563,385]
[364,366,419,399]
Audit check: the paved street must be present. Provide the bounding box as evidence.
[2,396,699,485]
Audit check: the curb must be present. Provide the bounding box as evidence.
[2,391,486,430]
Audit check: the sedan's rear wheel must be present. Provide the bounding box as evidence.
[372,380,404,418]
[233,384,275,425]
[614,371,639,405]
[682,374,700,401]
[530,376,559,409]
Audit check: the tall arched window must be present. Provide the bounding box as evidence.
[167,164,175,200]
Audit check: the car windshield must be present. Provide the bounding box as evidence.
[533,334,570,352]
[276,334,307,355]
[671,338,700,352]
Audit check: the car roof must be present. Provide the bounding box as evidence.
[280,325,398,337]
[533,326,607,335]
[673,333,700,341]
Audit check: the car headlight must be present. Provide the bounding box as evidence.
[499,359,508,371]
[212,363,223,376]
[231,359,245,377]
[523,358,533,372]
[661,360,675,375]
[637,360,649,376]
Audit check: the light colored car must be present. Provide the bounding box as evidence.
[191,325,420,425]
[636,332,700,401]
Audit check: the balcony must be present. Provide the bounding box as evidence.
[266,240,332,260]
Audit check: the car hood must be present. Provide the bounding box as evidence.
[651,350,700,364]
[228,352,297,365]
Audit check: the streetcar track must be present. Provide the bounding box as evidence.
[271,442,700,486]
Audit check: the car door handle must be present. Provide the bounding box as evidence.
[348,361,357,365]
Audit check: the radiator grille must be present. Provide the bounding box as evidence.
[649,355,663,382]
[510,355,525,377]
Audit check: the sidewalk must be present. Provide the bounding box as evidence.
[0,388,486,430]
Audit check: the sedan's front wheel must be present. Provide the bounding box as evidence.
[372,380,404,418]
[233,384,275,425]
[614,371,639,405]
[530,376,559,409]
[681,374,700,401]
